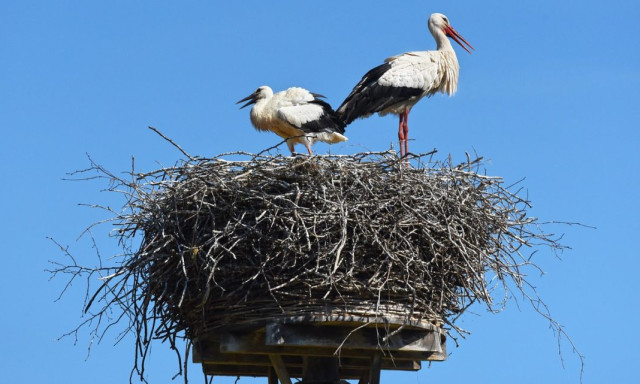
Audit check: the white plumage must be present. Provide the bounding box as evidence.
[337,13,473,158]
[238,86,347,155]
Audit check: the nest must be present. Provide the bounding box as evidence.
[51,149,566,379]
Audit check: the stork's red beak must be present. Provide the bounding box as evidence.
[444,25,474,54]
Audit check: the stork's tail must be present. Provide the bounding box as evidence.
[329,132,348,143]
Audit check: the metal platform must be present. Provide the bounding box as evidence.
[193,316,446,383]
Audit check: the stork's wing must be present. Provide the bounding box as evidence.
[378,52,441,90]
[278,100,346,134]
[280,87,316,106]
[337,52,442,125]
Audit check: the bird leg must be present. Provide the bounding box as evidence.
[305,143,313,156]
[402,108,410,158]
[287,140,296,156]
[398,113,406,158]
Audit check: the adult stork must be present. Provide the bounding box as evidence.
[238,86,347,155]
[336,13,473,158]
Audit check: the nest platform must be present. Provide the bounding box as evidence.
[193,314,445,383]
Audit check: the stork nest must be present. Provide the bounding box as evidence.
[51,149,565,379]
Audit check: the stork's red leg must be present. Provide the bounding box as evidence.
[403,108,410,158]
[398,113,406,158]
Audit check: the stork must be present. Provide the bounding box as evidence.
[336,13,473,158]
[237,86,347,155]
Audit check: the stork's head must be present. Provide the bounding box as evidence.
[428,13,474,54]
[237,86,274,109]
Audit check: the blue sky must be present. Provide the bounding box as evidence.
[1,1,638,383]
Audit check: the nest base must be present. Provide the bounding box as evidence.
[193,314,446,381]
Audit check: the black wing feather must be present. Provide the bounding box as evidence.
[299,98,346,134]
[337,62,424,125]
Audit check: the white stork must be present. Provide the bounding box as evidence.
[237,86,347,155]
[337,13,473,158]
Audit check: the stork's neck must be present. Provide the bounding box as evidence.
[250,95,272,129]
[433,28,454,52]
[431,31,459,97]
[251,97,268,118]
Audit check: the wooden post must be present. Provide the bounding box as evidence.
[301,356,340,384]
[369,354,382,384]
[268,367,278,384]
[358,368,370,384]
[268,354,293,384]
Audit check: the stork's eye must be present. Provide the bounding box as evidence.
[443,17,448,24]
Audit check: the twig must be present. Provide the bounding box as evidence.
[147,126,195,161]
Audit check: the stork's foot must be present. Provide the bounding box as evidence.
[291,151,313,157]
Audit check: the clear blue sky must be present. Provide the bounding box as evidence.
[1,1,638,383]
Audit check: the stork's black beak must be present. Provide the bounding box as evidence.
[237,93,257,109]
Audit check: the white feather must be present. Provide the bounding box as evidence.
[278,104,324,128]
[379,50,458,97]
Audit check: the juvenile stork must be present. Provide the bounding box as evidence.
[337,13,473,158]
[237,86,347,155]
